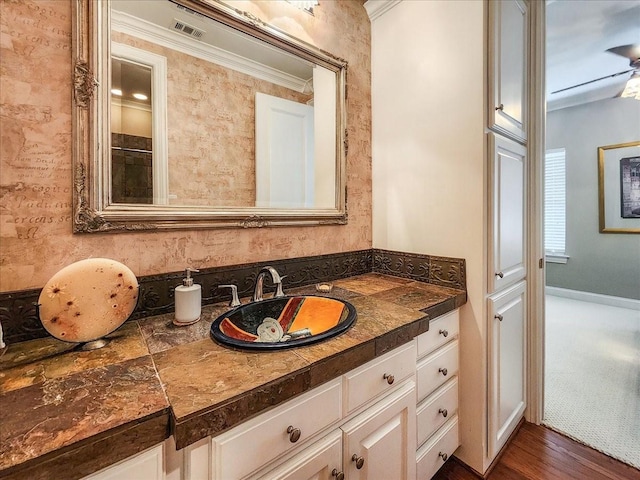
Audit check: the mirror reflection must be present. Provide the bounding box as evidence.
[111,57,154,204]
[110,0,337,209]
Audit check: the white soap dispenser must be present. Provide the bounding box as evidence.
[174,268,201,326]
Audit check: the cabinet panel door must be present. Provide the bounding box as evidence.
[342,381,416,480]
[252,430,343,480]
[488,281,527,459]
[488,0,529,142]
[488,133,527,293]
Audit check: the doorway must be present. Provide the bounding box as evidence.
[542,0,640,468]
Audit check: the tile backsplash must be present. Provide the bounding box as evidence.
[0,249,465,344]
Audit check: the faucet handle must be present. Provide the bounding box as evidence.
[218,284,241,307]
[275,275,287,298]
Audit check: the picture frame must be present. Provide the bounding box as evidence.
[598,141,640,233]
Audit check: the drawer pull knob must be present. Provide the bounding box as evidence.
[495,104,504,111]
[383,373,395,385]
[439,367,448,376]
[351,454,365,469]
[286,425,301,443]
[496,271,504,278]
[439,408,448,418]
[331,469,345,480]
[439,451,448,462]
[495,314,503,321]
[439,329,449,337]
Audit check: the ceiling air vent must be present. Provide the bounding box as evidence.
[171,19,204,39]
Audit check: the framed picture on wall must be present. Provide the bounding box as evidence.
[598,141,640,233]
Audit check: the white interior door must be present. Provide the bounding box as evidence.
[255,92,315,208]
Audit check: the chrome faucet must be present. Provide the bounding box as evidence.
[252,266,285,302]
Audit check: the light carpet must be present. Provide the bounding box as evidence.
[544,294,640,469]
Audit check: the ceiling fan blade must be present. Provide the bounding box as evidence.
[550,69,633,95]
[606,44,640,66]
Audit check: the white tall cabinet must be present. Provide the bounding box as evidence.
[367,0,534,474]
[486,0,529,462]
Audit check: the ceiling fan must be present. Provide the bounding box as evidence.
[608,44,640,100]
[551,43,640,100]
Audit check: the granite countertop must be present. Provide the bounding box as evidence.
[0,273,466,479]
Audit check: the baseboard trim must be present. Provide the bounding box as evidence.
[481,417,526,478]
[449,418,526,479]
[545,286,640,311]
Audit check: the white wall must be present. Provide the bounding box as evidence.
[370,0,488,472]
[546,97,640,300]
[111,102,153,137]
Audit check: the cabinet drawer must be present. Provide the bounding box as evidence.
[416,310,459,358]
[83,444,163,480]
[417,340,458,402]
[212,378,342,479]
[416,416,459,480]
[417,377,458,447]
[250,430,342,480]
[343,342,416,415]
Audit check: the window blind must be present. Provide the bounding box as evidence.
[545,148,566,254]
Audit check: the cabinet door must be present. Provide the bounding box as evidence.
[488,0,529,143]
[488,281,527,459]
[251,430,343,480]
[488,133,527,293]
[341,381,416,480]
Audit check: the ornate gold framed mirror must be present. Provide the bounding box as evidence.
[72,0,348,232]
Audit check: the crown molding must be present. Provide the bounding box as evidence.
[111,10,307,92]
[364,0,402,22]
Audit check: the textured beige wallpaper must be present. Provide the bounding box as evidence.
[0,0,372,292]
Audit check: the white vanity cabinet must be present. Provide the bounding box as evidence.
[255,380,416,480]
[178,341,418,480]
[415,310,460,480]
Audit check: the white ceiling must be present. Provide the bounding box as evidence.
[546,0,640,111]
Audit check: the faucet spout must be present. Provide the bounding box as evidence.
[252,266,283,302]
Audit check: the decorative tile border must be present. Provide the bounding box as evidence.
[0,248,466,344]
[372,249,466,290]
[0,250,373,344]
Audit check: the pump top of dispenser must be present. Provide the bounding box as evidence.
[182,267,199,287]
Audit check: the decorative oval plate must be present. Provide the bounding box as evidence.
[38,258,139,343]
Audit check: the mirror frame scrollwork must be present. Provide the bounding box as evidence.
[71,0,348,233]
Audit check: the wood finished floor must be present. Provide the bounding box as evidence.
[432,423,640,480]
